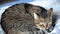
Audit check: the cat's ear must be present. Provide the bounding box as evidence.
[47,8,53,15]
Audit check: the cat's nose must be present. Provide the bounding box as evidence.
[43,24,47,29]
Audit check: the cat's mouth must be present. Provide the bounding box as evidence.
[38,22,52,29]
[39,24,51,29]
[34,24,50,30]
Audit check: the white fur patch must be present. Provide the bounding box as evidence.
[34,13,38,19]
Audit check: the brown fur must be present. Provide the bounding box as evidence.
[1,3,54,34]
[34,8,53,29]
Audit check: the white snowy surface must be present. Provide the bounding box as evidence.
[0,0,60,34]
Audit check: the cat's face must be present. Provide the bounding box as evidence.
[26,5,53,30]
[33,7,53,30]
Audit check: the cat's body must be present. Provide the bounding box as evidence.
[1,3,55,34]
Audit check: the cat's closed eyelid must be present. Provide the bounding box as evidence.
[40,18,44,22]
[48,22,52,24]
[40,20,44,22]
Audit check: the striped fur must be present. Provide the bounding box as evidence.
[1,3,54,34]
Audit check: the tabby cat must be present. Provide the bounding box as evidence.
[1,3,54,34]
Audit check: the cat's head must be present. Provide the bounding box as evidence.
[25,4,53,29]
[33,7,53,29]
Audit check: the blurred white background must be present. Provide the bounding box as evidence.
[0,0,60,34]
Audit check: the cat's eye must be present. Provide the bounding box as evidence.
[40,20,43,22]
[49,22,52,24]
[40,18,44,22]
